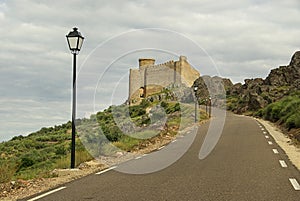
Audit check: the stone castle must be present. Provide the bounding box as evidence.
[128,56,200,104]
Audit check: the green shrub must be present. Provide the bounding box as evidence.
[104,125,123,142]
[113,136,140,151]
[269,103,282,121]
[254,109,263,117]
[11,135,24,141]
[286,113,300,130]
[129,105,146,118]
[161,102,181,114]
[260,94,300,130]
[55,145,68,155]
[0,161,18,183]
[174,103,180,112]
[160,101,168,108]
[19,157,35,169]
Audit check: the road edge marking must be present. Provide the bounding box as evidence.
[279,160,288,168]
[289,178,300,190]
[96,166,117,175]
[27,186,66,201]
[158,145,165,150]
[268,141,273,145]
[272,149,279,154]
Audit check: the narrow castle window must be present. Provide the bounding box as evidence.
[139,87,145,98]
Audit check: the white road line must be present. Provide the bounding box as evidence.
[135,156,142,160]
[96,166,117,175]
[27,186,66,201]
[142,154,148,157]
[158,145,165,150]
[268,141,273,145]
[272,149,279,154]
[263,131,267,134]
[171,139,177,143]
[279,160,288,168]
[265,135,270,139]
[261,128,265,131]
[289,178,300,190]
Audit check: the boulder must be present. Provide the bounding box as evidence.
[289,51,300,67]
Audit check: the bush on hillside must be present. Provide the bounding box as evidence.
[256,94,300,130]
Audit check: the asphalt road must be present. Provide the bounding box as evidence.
[23,111,300,201]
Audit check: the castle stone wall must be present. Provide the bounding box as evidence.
[180,57,200,87]
[129,56,200,104]
[145,65,176,95]
[129,69,143,101]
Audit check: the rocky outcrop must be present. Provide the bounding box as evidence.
[193,75,233,108]
[264,51,300,89]
[226,51,300,113]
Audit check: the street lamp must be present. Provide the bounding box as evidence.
[66,27,84,169]
[194,86,198,123]
[209,96,212,118]
[205,98,208,114]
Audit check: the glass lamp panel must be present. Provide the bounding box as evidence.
[67,37,78,50]
[77,37,84,51]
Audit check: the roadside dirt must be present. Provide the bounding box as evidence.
[0,161,107,201]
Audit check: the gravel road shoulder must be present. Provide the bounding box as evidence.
[255,118,300,171]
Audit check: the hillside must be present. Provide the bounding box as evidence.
[227,51,300,114]
[0,97,205,189]
[192,51,300,144]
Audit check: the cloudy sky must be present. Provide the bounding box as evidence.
[0,0,299,141]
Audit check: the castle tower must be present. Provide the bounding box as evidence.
[139,58,155,68]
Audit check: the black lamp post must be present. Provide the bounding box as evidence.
[194,86,198,123]
[66,27,84,169]
[205,98,208,114]
[209,97,212,118]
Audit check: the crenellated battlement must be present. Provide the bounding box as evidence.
[140,59,175,69]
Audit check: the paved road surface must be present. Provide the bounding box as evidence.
[23,112,300,201]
